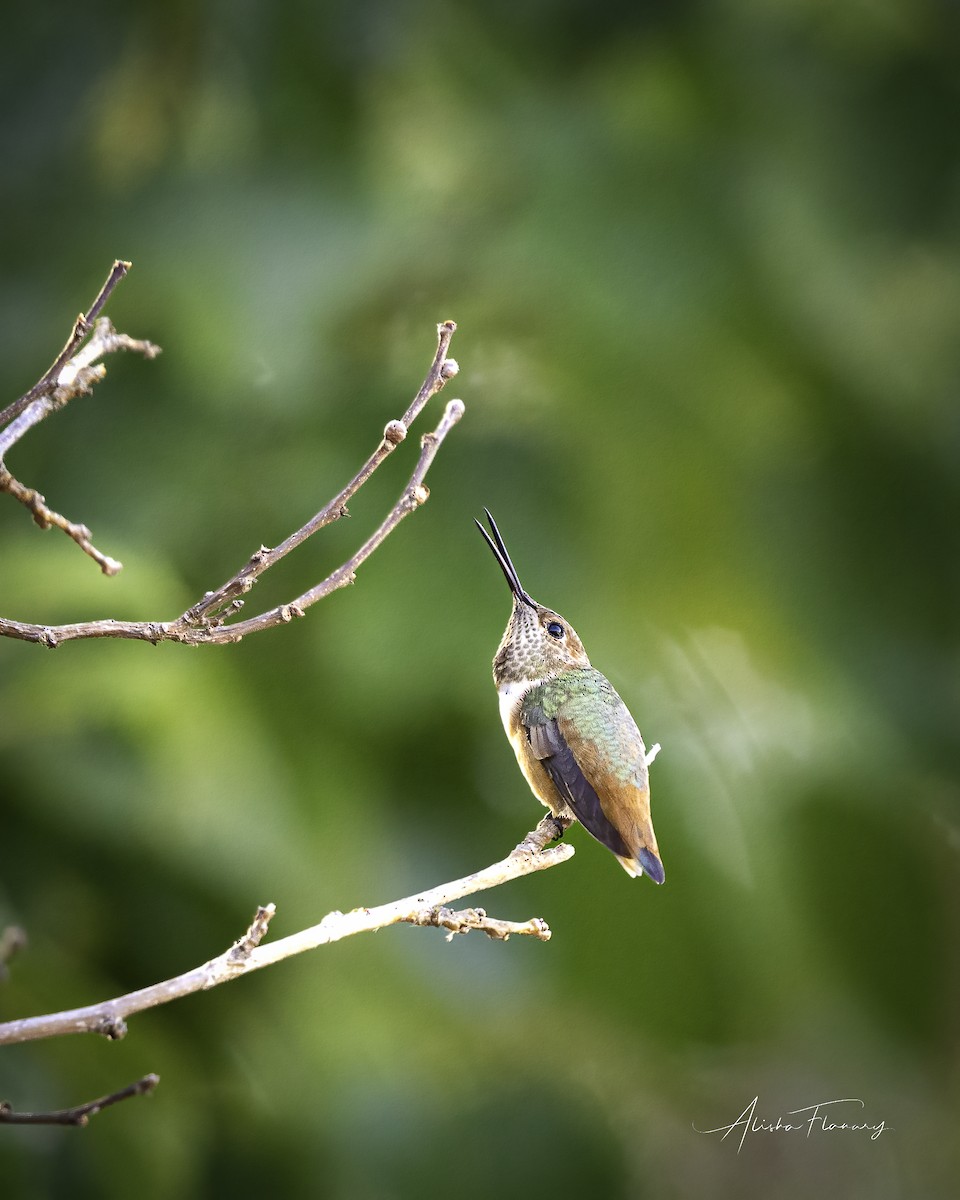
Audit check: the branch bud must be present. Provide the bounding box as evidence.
[383,419,407,446]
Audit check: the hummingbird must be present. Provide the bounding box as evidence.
[476,510,665,883]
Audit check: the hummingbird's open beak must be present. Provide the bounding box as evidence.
[476,509,537,608]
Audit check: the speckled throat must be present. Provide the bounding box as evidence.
[493,597,592,688]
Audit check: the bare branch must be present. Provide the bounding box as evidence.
[0,293,161,573]
[405,906,552,942]
[0,817,574,1047]
[0,468,125,576]
[181,319,459,629]
[228,904,277,960]
[1,271,463,644]
[0,1074,159,1127]
[0,259,131,431]
[0,395,464,647]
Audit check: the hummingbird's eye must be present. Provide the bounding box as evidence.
[546,621,564,639]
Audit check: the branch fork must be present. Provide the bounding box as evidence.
[0,818,574,1052]
[1,264,463,647]
[0,818,571,1123]
[0,295,160,575]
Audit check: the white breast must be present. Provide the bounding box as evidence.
[497,678,543,738]
[496,676,554,812]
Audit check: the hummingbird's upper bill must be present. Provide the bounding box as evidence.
[475,509,536,608]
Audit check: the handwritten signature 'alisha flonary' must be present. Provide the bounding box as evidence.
[693,1095,890,1154]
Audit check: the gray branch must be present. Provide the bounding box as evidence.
[1,261,463,645]
[0,1074,159,1127]
[0,261,161,574]
[0,817,574,1048]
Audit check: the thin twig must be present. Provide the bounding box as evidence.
[405,906,552,942]
[0,260,130,431]
[0,319,161,462]
[0,817,574,1047]
[0,300,161,573]
[1,303,462,645]
[181,320,459,628]
[0,1074,159,1127]
[0,469,125,575]
[0,396,464,646]
[228,904,277,961]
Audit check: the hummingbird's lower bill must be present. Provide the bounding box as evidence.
[477,510,665,883]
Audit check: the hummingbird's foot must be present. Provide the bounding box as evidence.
[545,813,572,842]
[516,813,572,856]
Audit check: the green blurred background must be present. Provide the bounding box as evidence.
[1,1,957,1196]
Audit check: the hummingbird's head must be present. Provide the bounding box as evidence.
[476,510,591,684]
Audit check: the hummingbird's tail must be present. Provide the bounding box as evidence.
[637,846,665,885]
[616,845,665,884]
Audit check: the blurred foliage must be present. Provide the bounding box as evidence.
[1,1,958,1197]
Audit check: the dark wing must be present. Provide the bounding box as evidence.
[523,701,632,859]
